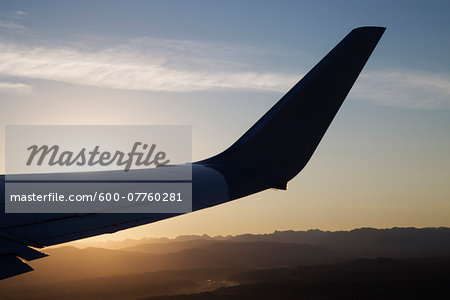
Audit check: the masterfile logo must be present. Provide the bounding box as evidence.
[26,142,170,172]
[6,125,191,175]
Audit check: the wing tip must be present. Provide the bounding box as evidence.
[352,26,386,34]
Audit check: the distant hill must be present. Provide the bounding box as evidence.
[72,227,450,255]
[71,233,231,249]
[1,227,448,286]
[122,238,222,254]
[0,241,349,285]
[120,227,450,257]
[71,236,173,250]
[1,227,450,300]
[230,227,450,256]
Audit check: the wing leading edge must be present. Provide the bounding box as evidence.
[0,27,385,279]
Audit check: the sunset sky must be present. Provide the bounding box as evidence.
[0,0,449,240]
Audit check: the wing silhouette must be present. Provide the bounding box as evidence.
[0,26,385,279]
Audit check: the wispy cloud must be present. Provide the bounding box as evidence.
[0,41,295,92]
[0,39,449,109]
[0,20,24,31]
[353,71,450,109]
[0,82,32,95]
[10,10,27,18]
[0,10,27,32]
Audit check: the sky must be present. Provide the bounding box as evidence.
[0,0,449,240]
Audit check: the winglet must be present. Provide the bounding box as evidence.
[198,27,386,199]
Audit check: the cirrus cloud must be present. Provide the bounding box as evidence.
[0,39,449,109]
[0,81,32,95]
[0,42,295,93]
[352,71,450,109]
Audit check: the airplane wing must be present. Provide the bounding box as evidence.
[0,26,385,279]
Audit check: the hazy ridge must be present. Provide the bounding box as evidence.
[1,227,449,299]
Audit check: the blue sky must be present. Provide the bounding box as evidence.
[0,0,449,239]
